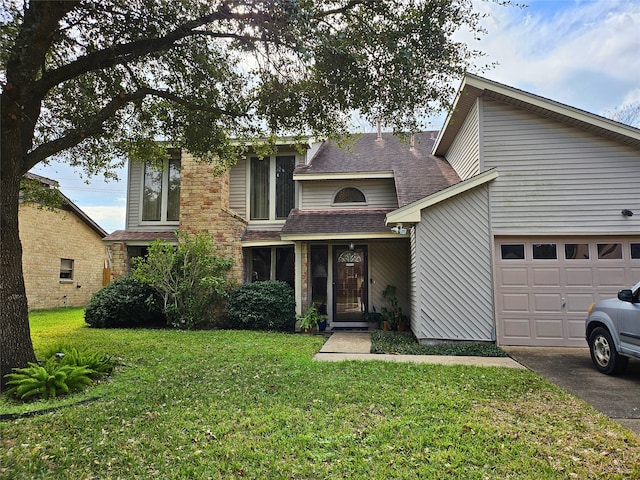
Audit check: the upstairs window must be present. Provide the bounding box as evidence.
[334,187,366,204]
[250,155,295,220]
[142,155,181,222]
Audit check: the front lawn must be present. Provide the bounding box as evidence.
[1,309,638,479]
[371,331,508,357]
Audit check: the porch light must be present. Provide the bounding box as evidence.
[349,242,355,251]
[622,209,634,217]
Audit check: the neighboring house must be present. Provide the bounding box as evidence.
[20,173,108,310]
[104,74,640,347]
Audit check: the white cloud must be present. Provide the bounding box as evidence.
[81,206,126,234]
[464,0,640,115]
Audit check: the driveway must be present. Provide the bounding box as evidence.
[503,347,640,435]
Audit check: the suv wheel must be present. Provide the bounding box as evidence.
[588,327,629,375]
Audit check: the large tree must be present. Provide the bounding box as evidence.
[1,0,488,385]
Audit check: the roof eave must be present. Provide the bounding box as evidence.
[386,169,499,224]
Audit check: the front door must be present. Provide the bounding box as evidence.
[333,245,368,324]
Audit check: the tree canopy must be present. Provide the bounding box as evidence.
[0,0,490,385]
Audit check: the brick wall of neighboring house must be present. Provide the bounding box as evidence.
[179,153,248,282]
[19,202,107,310]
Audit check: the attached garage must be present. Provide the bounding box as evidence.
[495,237,640,347]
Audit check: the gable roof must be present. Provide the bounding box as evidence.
[434,73,640,156]
[22,173,108,238]
[295,132,460,207]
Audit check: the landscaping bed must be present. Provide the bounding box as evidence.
[371,331,508,357]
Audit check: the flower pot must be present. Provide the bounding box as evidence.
[318,319,327,332]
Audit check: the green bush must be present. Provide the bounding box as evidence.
[4,359,94,400]
[131,233,234,329]
[84,276,165,328]
[227,281,296,332]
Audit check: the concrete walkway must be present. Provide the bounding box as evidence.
[313,331,525,368]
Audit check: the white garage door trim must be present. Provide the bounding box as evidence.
[495,237,640,347]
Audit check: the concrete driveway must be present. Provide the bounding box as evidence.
[503,347,640,435]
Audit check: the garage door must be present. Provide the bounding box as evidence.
[495,237,640,347]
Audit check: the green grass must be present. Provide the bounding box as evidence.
[371,331,508,357]
[1,309,638,479]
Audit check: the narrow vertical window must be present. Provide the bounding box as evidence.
[276,246,295,288]
[142,163,163,221]
[251,248,271,281]
[276,156,295,219]
[251,157,270,220]
[167,157,181,221]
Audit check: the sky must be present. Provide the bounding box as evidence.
[30,0,640,234]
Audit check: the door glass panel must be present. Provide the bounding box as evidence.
[565,243,589,260]
[501,244,524,260]
[597,243,622,259]
[334,247,366,322]
[631,244,640,259]
[532,244,557,260]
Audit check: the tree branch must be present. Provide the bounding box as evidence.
[24,87,246,168]
[32,7,232,97]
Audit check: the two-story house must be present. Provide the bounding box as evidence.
[104,74,640,347]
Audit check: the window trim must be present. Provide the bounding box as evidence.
[247,154,297,222]
[139,155,181,225]
[331,186,367,206]
[60,258,74,282]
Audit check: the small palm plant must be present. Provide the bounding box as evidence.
[5,359,95,400]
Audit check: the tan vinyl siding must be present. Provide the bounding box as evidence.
[301,179,398,210]
[482,98,640,233]
[368,240,409,314]
[229,157,247,218]
[446,99,480,180]
[414,184,494,342]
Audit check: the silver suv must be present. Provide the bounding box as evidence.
[586,281,640,375]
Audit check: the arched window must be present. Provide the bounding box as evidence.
[334,187,366,204]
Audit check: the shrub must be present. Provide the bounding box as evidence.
[84,276,164,328]
[131,233,234,329]
[4,359,94,400]
[41,345,115,377]
[227,281,296,332]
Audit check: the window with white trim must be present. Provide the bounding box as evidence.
[250,155,295,221]
[141,154,181,223]
[60,258,74,280]
[333,187,366,204]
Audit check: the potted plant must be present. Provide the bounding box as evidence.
[363,307,383,330]
[380,284,409,332]
[298,304,320,333]
[318,314,328,332]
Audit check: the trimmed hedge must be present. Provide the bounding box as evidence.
[226,281,296,332]
[84,276,165,328]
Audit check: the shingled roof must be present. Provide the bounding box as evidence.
[281,208,392,237]
[295,132,460,207]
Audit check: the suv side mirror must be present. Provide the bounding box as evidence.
[618,289,634,303]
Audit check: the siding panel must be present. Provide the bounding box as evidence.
[229,157,247,218]
[446,100,480,180]
[301,179,398,210]
[415,185,494,342]
[482,98,640,233]
[368,240,409,315]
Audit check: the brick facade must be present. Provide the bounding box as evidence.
[179,153,248,282]
[19,203,107,310]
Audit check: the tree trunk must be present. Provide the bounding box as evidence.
[0,154,36,391]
